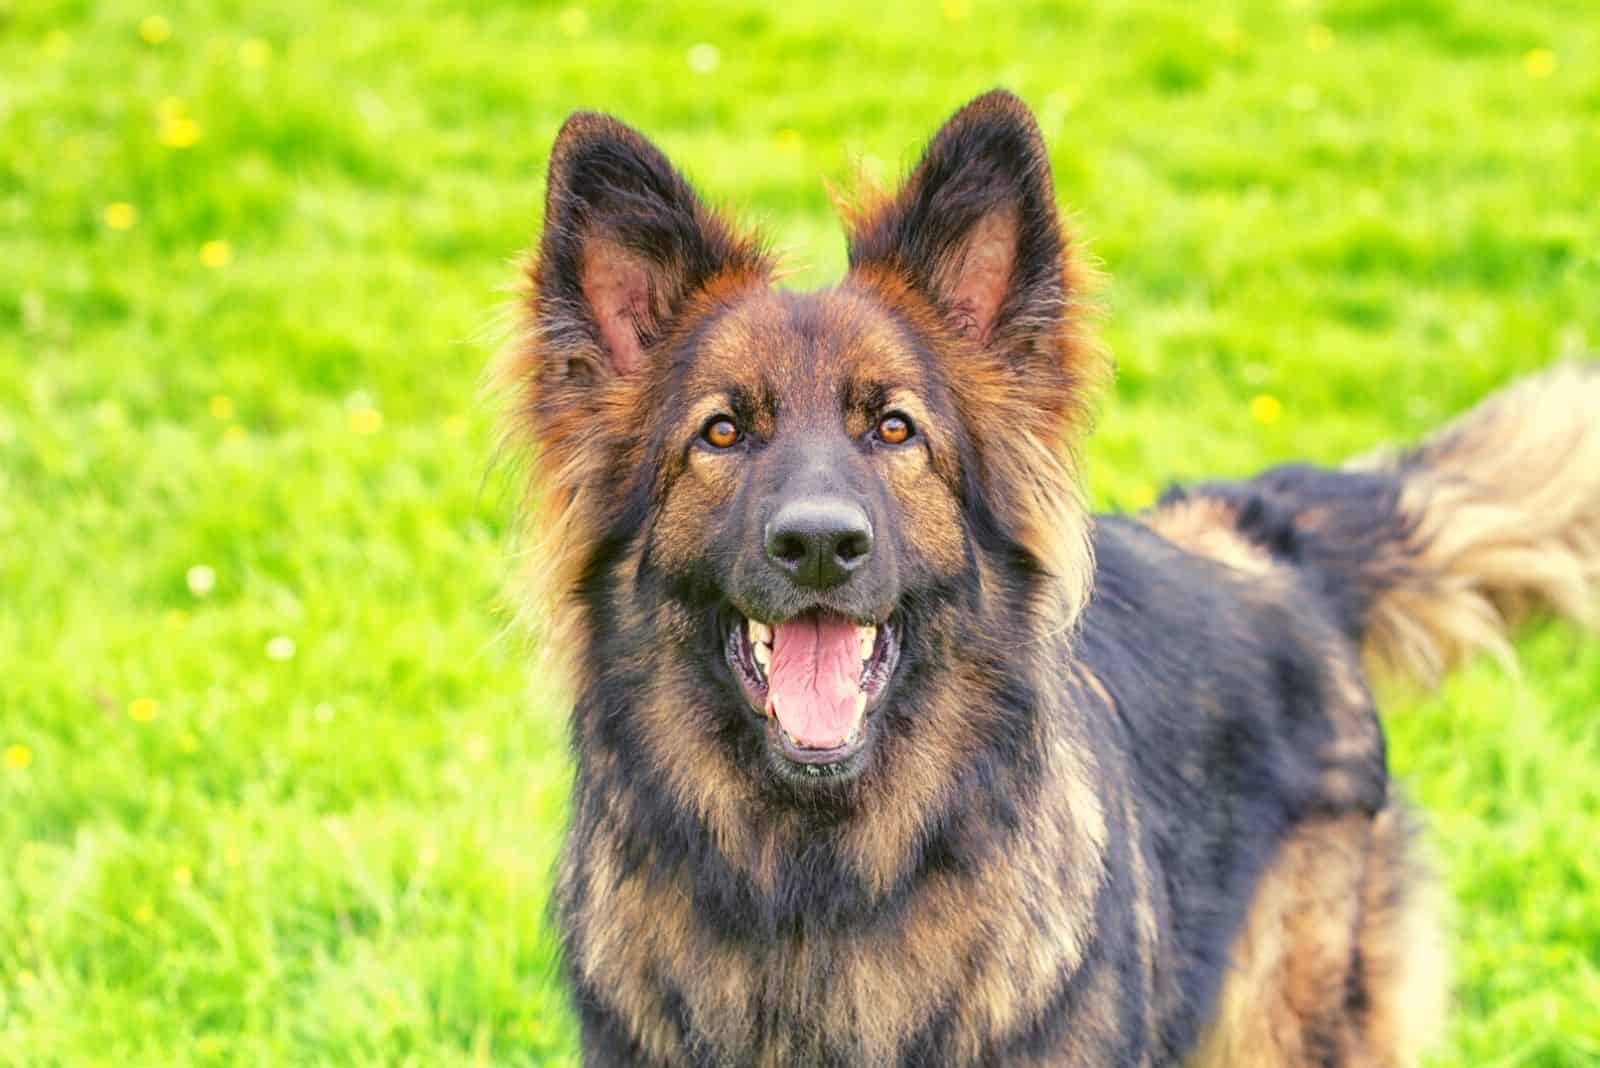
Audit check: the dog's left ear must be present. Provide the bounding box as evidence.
[845,91,1080,367]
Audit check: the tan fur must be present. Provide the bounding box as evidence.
[1143,497,1279,576]
[494,266,770,691]
[647,288,977,585]
[500,109,777,693]
[1350,363,1600,685]
[1353,806,1452,1066]
[840,103,1110,626]
[1187,805,1447,1068]
[847,267,1106,628]
[1120,785,1163,1057]
[565,693,1118,1067]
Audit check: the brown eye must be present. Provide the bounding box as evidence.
[702,418,741,449]
[875,413,914,445]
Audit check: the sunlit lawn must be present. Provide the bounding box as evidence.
[3,1,1598,1063]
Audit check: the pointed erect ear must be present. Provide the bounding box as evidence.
[845,91,1078,361]
[532,112,769,380]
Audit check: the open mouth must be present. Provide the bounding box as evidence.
[725,610,900,774]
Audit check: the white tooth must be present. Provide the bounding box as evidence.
[752,641,770,671]
[749,619,772,646]
[859,626,876,659]
[855,692,867,719]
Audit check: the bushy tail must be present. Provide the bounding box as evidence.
[1347,363,1600,684]
[1148,363,1600,686]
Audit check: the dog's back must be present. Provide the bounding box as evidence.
[1130,362,1600,1064]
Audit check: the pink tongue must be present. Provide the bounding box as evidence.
[766,617,864,749]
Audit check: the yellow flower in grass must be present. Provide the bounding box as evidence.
[1209,19,1244,54]
[103,202,139,230]
[349,406,383,435]
[128,697,160,723]
[238,37,272,67]
[4,744,32,771]
[139,15,172,45]
[1524,48,1557,78]
[199,240,232,268]
[208,394,234,420]
[173,865,193,887]
[159,116,203,148]
[558,8,589,37]
[1250,393,1283,426]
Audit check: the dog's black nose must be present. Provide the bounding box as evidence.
[765,498,874,589]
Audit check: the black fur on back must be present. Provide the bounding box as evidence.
[1158,463,1422,644]
[1070,516,1391,1060]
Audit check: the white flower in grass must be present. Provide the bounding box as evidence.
[186,564,216,597]
[687,43,720,74]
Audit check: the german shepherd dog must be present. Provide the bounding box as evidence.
[501,91,1600,1065]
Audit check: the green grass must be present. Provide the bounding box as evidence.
[3,0,1598,1063]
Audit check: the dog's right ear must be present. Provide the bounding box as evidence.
[530,112,769,383]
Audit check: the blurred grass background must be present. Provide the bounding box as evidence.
[3,0,1599,1064]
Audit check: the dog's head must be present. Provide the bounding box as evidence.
[509,91,1103,812]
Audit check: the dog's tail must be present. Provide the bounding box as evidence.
[1147,363,1600,687]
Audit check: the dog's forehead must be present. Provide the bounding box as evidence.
[683,288,925,404]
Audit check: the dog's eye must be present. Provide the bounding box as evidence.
[874,413,914,445]
[702,417,742,449]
